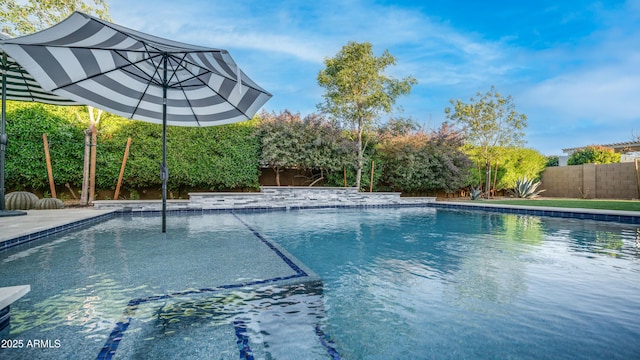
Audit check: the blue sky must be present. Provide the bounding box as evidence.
[108,0,640,155]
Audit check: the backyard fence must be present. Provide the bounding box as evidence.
[540,160,640,199]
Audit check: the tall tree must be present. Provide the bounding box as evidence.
[1,0,111,36]
[445,86,527,198]
[317,41,416,190]
[1,0,111,204]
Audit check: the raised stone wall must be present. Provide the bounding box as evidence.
[93,187,436,211]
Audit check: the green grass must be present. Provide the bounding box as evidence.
[482,198,640,212]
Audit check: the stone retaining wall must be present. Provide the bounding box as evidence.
[93,186,436,211]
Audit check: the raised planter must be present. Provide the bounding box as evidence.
[93,187,436,211]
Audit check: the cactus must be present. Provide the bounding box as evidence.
[35,198,65,210]
[510,176,545,198]
[5,191,39,210]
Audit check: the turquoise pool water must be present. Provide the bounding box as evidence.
[1,207,639,359]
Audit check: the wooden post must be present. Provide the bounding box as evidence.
[42,133,56,198]
[89,123,97,203]
[635,159,640,198]
[114,137,132,200]
[369,160,375,192]
[343,166,347,187]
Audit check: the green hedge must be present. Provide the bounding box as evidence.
[5,102,544,196]
[4,102,261,193]
[5,103,85,190]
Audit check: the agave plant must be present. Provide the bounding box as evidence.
[470,186,483,200]
[510,176,545,198]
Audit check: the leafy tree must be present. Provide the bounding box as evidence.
[377,123,471,193]
[256,110,306,186]
[317,41,416,190]
[324,131,378,189]
[445,86,527,198]
[298,113,353,184]
[545,155,559,167]
[256,110,352,186]
[378,117,421,137]
[463,146,546,194]
[0,0,111,36]
[567,145,620,165]
[495,147,547,190]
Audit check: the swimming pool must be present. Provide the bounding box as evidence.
[1,207,639,359]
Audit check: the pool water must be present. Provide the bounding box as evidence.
[1,207,639,359]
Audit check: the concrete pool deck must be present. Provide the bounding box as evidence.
[0,208,117,248]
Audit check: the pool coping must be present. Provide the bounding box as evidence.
[0,209,118,251]
[430,201,640,224]
[1,201,639,253]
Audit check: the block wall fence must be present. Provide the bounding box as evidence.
[540,160,640,199]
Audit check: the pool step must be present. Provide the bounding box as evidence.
[0,285,31,331]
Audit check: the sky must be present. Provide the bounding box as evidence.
[107,0,640,155]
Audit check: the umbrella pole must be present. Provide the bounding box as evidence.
[161,55,168,233]
[1,53,7,211]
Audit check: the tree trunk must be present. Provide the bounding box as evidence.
[275,167,281,186]
[89,123,97,203]
[493,161,499,197]
[80,128,91,205]
[355,122,364,191]
[484,161,491,199]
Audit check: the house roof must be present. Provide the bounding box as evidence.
[562,141,640,154]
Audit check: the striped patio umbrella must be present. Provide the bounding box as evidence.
[0,32,79,214]
[0,12,272,231]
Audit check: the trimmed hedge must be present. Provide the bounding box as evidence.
[4,102,261,193]
[5,103,85,190]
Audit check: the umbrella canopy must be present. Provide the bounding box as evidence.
[1,12,272,231]
[0,33,79,213]
[0,33,80,105]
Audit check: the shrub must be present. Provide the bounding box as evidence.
[545,155,559,167]
[256,110,353,186]
[376,123,471,193]
[567,146,620,165]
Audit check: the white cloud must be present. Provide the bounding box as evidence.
[106,0,640,155]
[521,66,640,122]
[186,30,329,63]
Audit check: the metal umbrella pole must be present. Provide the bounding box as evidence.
[1,52,7,211]
[161,54,168,233]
